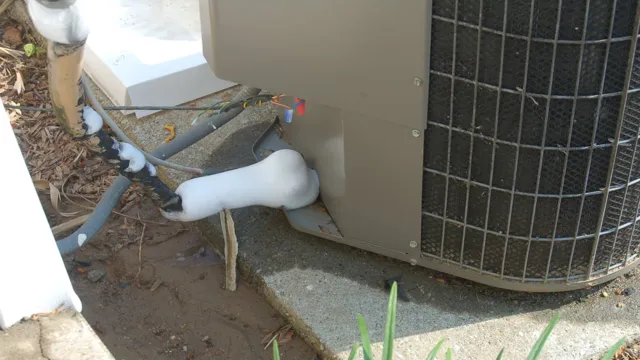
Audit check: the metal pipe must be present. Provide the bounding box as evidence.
[80,74,206,175]
[28,0,264,255]
[152,87,262,160]
[56,176,130,255]
[28,0,183,213]
[57,87,261,255]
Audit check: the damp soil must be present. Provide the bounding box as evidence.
[42,195,317,360]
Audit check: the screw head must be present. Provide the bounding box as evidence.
[409,241,418,248]
[412,129,421,137]
[413,77,423,86]
[410,259,418,266]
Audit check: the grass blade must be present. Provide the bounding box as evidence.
[382,281,399,360]
[600,337,626,360]
[273,339,280,360]
[496,348,504,360]
[425,339,446,360]
[446,347,453,360]
[357,314,374,360]
[527,313,560,360]
[347,342,360,360]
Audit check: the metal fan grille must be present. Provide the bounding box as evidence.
[421,0,640,285]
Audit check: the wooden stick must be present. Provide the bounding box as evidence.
[220,208,238,291]
[133,220,146,284]
[51,214,90,236]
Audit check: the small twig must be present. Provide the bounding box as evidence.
[32,88,47,104]
[515,86,539,106]
[262,324,292,350]
[113,210,169,226]
[30,303,65,321]
[72,147,86,165]
[134,217,146,283]
[0,46,22,60]
[0,46,22,59]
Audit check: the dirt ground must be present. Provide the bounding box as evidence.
[41,195,317,360]
[2,11,316,360]
[5,6,640,360]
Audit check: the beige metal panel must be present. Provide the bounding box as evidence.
[201,0,427,130]
[341,112,423,255]
[281,102,348,233]
[281,102,423,257]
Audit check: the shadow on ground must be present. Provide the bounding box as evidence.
[193,121,640,358]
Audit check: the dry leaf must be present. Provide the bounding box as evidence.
[13,71,24,94]
[51,214,89,236]
[33,179,49,190]
[49,181,60,210]
[150,279,163,292]
[278,330,294,344]
[48,181,78,217]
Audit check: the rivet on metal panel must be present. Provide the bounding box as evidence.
[412,129,421,138]
[413,77,423,86]
[410,259,418,266]
[409,241,418,248]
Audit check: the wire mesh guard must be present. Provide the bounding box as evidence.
[422,0,640,287]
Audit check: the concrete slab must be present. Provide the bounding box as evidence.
[0,311,115,360]
[93,78,640,360]
[84,80,250,187]
[0,319,46,360]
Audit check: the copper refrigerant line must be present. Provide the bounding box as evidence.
[28,0,289,210]
[25,0,278,254]
[45,37,183,212]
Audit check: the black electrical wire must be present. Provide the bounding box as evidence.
[2,94,278,113]
[55,86,263,256]
[3,104,234,112]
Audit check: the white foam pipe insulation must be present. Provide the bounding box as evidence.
[161,149,321,222]
[28,0,321,223]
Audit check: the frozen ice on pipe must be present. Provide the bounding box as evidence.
[161,149,320,222]
[0,102,82,329]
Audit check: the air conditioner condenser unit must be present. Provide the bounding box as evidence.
[200,0,640,292]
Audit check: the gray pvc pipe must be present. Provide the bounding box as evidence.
[153,86,262,159]
[56,87,262,255]
[56,176,131,255]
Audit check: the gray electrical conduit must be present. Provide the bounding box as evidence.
[81,74,203,175]
[56,86,263,255]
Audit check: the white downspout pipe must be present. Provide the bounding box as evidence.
[0,102,82,330]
